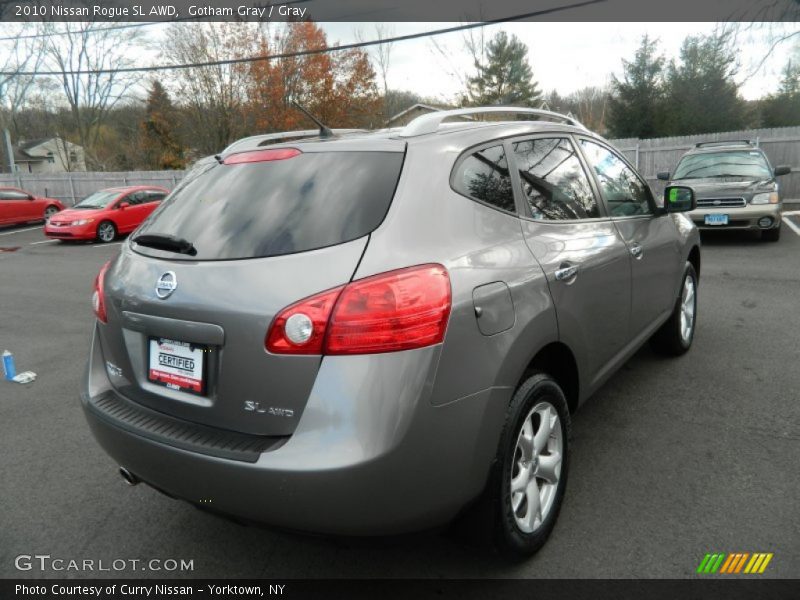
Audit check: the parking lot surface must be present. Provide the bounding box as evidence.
[1,221,798,579]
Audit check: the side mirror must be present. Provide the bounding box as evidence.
[663,185,696,213]
[656,171,671,181]
[118,202,130,210]
[774,165,791,177]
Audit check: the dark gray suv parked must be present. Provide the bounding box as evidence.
[658,140,791,241]
[82,107,701,557]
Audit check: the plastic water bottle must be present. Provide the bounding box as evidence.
[2,350,16,381]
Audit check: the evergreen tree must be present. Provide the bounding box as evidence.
[140,80,186,170]
[465,31,542,107]
[662,30,746,135]
[761,60,800,127]
[607,35,665,138]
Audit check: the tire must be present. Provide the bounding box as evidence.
[43,205,59,221]
[650,262,697,356]
[762,225,781,242]
[491,373,571,558]
[96,221,117,243]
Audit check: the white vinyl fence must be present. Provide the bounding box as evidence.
[0,170,185,206]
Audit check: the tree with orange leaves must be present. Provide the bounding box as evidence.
[247,22,380,132]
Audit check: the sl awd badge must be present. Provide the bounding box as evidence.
[155,271,177,299]
[244,401,294,418]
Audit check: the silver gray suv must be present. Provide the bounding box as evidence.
[82,107,701,557]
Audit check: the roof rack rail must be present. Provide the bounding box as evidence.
[222,129,366,154]
[400,106,586,137]
[695,140,752,148]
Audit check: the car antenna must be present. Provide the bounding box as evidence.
[291,100,333,138]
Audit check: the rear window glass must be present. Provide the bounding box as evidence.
[451,145,515,213]
[133,151,405,260]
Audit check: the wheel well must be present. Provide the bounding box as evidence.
[518,342,579,414]
[688,245,700,279]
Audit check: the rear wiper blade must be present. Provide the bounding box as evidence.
[133,233,197,256]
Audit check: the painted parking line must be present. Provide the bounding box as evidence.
[94,242,123,248]
[782,214,800,237]
[0,226,42,236]
[29,239,59,245]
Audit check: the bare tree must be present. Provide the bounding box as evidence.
[42,22,144,170]
[373,24,394,98]
[0,24,47,169]
[163,23,261,155]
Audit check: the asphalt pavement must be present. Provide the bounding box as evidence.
[0,221,798,579]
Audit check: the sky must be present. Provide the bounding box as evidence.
[323,22,798,102]
[1,20,797,104]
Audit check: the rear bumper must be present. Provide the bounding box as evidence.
[689,203,782,231]
[81,324,508,535]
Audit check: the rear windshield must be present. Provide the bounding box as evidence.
[673,151,771,180]
[133,151,405,260]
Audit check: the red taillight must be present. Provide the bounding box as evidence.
[265,264,451,355]
[92,261,111,323]
[223,148,301,165]
[327,265,451,354]
[265,286,344,354]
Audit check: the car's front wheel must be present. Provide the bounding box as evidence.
[650,262,697,355]
[96,221,117,243]
[492,373,571,558]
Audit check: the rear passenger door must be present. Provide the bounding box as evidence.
[578,138,681,339]
[116,192,144,232]
[139,190,167,221]
[509,135,633,388]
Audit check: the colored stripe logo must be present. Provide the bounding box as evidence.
[697,552,773,574]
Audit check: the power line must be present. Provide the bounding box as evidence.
[0,21,160,42]
[3,0,605,76]
[0,0,314,42]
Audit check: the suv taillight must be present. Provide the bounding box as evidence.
[92,261,111,323]
[265,264,451,355]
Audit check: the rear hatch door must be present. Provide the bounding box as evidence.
[99,141,405,436]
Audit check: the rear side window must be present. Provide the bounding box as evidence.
[452,145,516,213]
[134,151,404,260]
[146,191,166,202]
[0,190,29,200]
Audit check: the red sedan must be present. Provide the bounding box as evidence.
[45,186,169,243]
[0,187,64,226]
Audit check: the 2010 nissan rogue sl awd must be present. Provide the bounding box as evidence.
[81,107,701,557]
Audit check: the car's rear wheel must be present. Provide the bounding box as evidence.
[492,373,570,558]
[96,221,117,243]
[43,205,59,221]
[650,262,697,356]
[762,225,781,242]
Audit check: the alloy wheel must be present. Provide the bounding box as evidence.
[98,223,115,243]
[510,401,563,534]
[680,274,696,344]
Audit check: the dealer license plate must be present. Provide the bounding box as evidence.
[148,337,206,394]
[704,214,729,226]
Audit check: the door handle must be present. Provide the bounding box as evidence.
[630,243,644,259]
[554,264,579,282]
